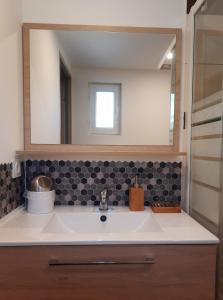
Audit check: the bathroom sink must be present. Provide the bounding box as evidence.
[42,210,162,234]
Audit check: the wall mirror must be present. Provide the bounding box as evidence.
[23,24,181,153]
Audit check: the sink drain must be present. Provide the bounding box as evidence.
[100,215,107,222]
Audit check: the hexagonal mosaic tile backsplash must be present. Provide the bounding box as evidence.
[0,163,23,219]
[25,160,181,206]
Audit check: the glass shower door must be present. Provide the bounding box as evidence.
[190,1,223,299]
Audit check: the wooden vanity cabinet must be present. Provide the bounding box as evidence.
[0,244,217,300]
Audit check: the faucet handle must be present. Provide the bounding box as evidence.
[101,189,107,198]
[99,189,108,211]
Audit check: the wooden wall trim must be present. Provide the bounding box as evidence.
[192,179,221,192]
[192,134,223,140]
[192,98,222,113]
[192,155,222,162]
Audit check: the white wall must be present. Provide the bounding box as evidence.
[30,30,61,144]
[72,68,171,145]
[0,0,23,163]
[22,0,186,28]
[30,30,72,144]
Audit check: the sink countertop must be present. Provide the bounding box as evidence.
[0,206,219,246]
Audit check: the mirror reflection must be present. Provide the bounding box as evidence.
[29,29,176,145]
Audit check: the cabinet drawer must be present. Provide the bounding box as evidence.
[0,245,217,300]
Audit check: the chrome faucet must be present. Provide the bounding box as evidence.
[99,189,108,211]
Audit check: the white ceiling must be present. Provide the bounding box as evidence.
[56,31,175,70]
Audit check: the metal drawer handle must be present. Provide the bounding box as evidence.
[48,257,155,267]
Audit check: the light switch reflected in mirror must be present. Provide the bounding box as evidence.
[29,28,178,146]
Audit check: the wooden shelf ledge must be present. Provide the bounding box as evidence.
[16,150,187,157]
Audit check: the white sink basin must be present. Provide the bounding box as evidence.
[42,210,162,234]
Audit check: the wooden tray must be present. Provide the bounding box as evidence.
[151,206,181,213]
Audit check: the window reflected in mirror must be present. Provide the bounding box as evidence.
[89,83,121,135]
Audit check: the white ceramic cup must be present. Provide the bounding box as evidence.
[27,190,55,214]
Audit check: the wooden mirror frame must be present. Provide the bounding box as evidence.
[23,23,182,154]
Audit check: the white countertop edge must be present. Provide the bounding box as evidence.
[0,240,219,247]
